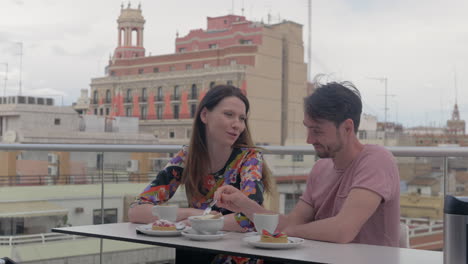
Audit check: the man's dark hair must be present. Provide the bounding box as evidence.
[304,81,362,133]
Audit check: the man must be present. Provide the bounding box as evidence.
[215,81,400,246]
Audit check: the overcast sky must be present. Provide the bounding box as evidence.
[1,0,467,128]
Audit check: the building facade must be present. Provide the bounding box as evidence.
[89,5,308,145]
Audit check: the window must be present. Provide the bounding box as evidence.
[230,60,237,65]
[169,66,175,71]
[157,86,163,101]
[185,64,192,70]
[191,84,197,99]
[105,108,109,115]
[157,105,163,119]
[174,104,179,119]
[105,89,111,103]
[126,89,132,102]
[141,87,147,101]
[186,128,192,138]
[93,208,118,225]
[99,108,103,116]
[292,154,304,162]
[54,118,61,125]
[179,48,186,53]
[93,90,98,104]
[141,106,147,119]
[240,39,253,44]
[227,80,233,85]
[153,67,159,73]
[126,107,132,117]
[138,68,144,74]
[203,63,210,68]
[208,43,218,49]
[190,104,197,118]
[358,130,367,140]
[94,109,98,115]
[110,71,115,76]
[173,85,180,100]
[209,81,216,89]
[169,129,175,138]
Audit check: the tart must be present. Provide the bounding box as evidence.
[260,229,288,243]
[151,219,176,231]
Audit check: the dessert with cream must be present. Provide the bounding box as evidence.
[151,219,176,231]
[259,229,288,243]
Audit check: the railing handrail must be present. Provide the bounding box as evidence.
[2,143,468,156]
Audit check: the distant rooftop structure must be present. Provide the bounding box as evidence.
[0,95,54,106]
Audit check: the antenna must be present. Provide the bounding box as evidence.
[454,68,458,105]
[16,42,23,96]
[1,63,7,96]
[367,77,395,145]
[241,0,244,16]
[308,0,311,82]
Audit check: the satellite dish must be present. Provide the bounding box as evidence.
[4,130,17,143]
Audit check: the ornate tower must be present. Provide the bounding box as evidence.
[447,103,465,135]
[113,3,146,59]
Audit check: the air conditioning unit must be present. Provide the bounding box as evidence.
[48,165,58,176]
[127,160,139,172]
[48,153,58,164]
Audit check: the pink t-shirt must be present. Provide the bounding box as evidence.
[300,144,400,247]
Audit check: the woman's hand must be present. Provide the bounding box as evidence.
[214,185,253,213]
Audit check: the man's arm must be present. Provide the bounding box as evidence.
[284,188,381,243]
[277,199,314,230]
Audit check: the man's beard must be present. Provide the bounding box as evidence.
[315,132,344,158]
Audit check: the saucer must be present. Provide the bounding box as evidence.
[136,224,182,236]
[181,229,226,241]
[243,235,304,249]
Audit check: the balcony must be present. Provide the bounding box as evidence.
[0,144,455,263]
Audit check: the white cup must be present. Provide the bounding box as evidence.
[152,204,178,222]
[253,213,279,234]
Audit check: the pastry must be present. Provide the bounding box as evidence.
[152,219,176,231]
[260,229,288,243]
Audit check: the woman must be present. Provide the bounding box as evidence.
[129,84,271,263]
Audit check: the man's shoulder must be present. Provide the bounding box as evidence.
[363,144,393,158]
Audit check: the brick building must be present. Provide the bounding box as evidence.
[89,4,308,145]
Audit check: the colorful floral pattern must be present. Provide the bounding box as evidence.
[132,147,266,264]
[132,146,265,231]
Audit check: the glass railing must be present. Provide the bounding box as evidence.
[1,144,465,263]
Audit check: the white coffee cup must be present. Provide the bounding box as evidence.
[253,213,279,234]
[152,204,178,222]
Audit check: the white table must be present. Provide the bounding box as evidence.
[52,223,442,264]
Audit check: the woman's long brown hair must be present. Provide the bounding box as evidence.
[182,85,272,204]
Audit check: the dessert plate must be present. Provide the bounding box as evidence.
[243,235,304,249]
[181,229,226,241]
[136,224,182,236]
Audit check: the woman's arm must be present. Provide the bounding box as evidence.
[128,204,204,224]
[228,149,267,232]
[128,149,186,223]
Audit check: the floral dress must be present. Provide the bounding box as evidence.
[132,146,266,264]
